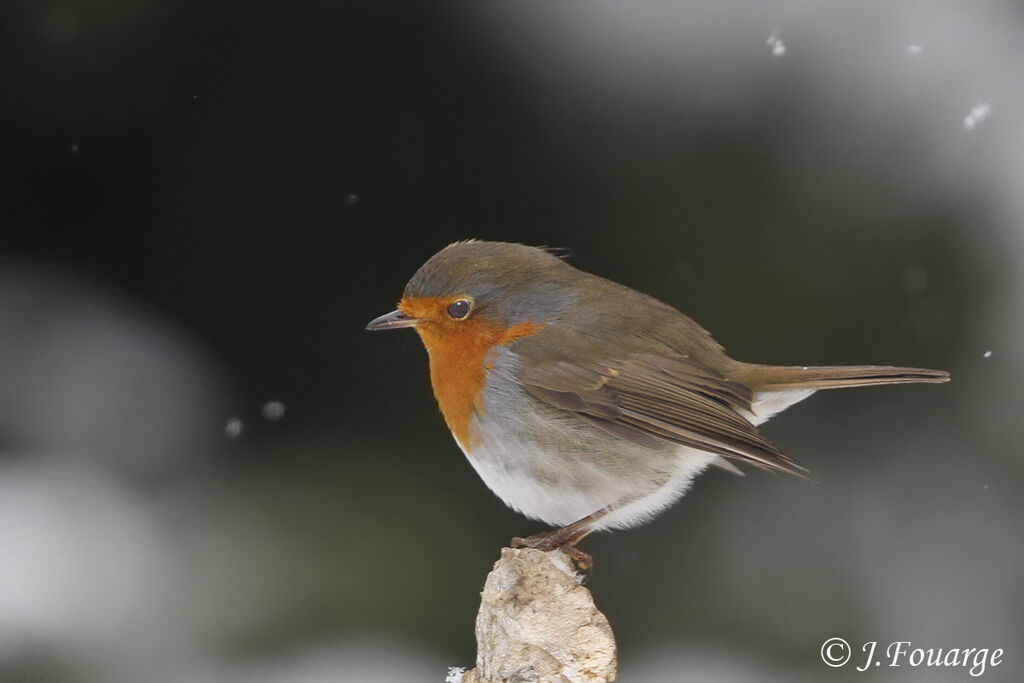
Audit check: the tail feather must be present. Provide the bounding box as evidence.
[731,364,950,392]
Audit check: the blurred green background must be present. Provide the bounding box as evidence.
[2,1,1021,681]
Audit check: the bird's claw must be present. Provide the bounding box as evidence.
[511,532,594,576]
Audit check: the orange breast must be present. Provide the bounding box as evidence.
[400,296,543,451]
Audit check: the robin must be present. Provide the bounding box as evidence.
[367,241,949,567]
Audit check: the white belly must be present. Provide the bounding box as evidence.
[455,421,716,530]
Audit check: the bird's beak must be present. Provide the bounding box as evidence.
[366,309,418,331]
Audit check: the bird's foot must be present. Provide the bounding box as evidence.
[511,529,593,574]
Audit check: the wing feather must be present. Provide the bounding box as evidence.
[518,350,808,477]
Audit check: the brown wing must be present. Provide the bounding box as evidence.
[517,351,809,478]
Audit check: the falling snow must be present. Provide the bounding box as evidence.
[766,32,786,57]
[906,44,923,56]
[963,102,991,130]
[983,350,992,359]
[224,417,244,439]
[346,193,359,205]
[261,400,286,421]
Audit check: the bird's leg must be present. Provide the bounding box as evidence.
[511,503,619,571]
[512,485,657,573]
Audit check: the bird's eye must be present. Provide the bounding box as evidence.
[446,299,471,319]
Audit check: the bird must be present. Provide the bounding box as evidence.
[367,240,949,567]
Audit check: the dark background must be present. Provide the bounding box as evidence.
[2,2,1021,681]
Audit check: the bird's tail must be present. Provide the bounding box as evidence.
[729,364,950,392]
